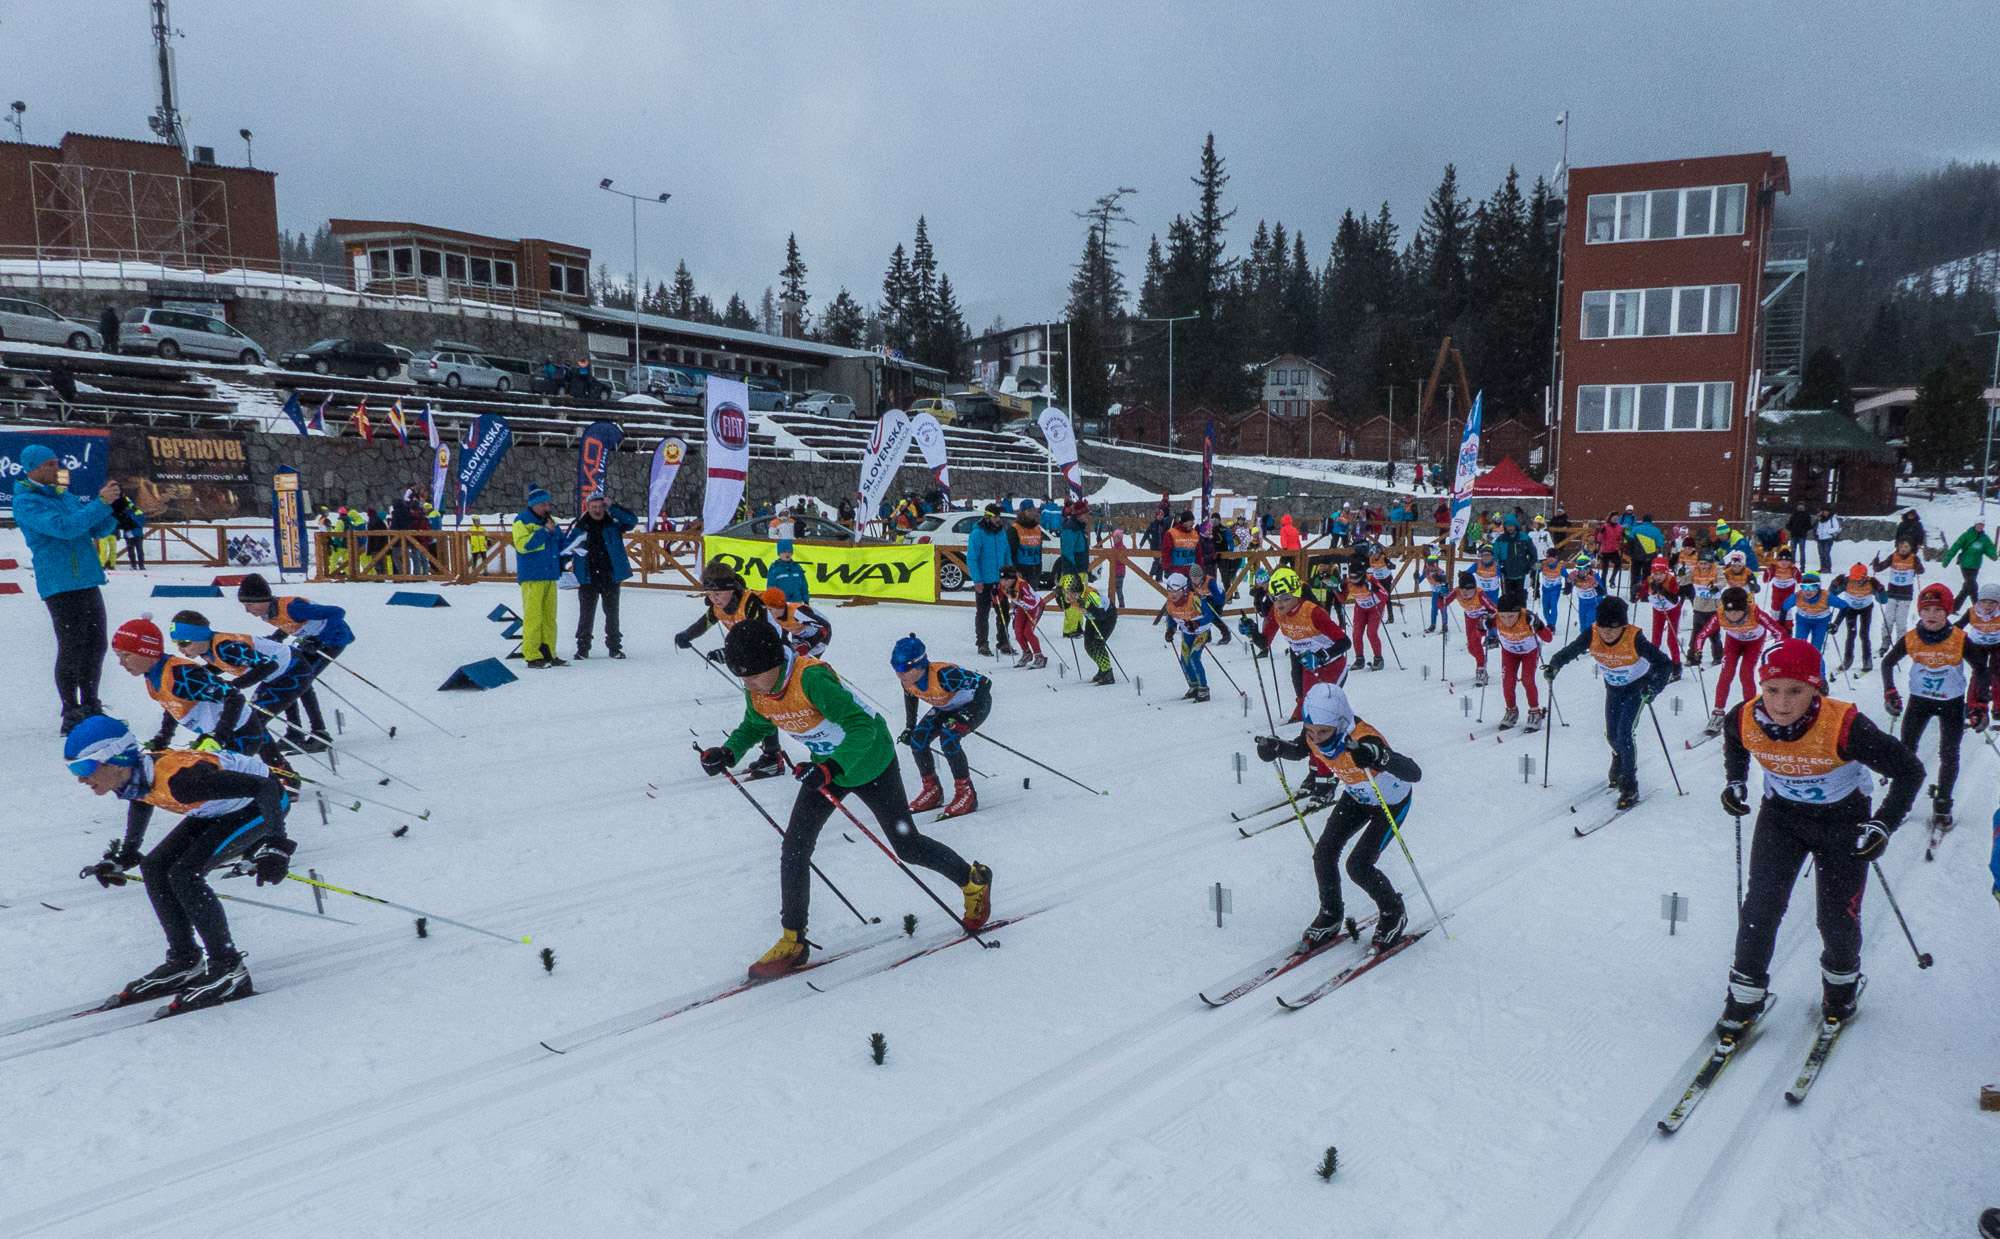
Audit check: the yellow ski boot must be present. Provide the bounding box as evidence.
[960,862,993,932]
[747,928,811,980]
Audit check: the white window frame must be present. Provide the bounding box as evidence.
[1575,381,1734,433]
[1583,184,1749,244]
[1579,283,1741,339]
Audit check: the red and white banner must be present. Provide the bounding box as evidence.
[909,411,950,507]
[701,377,750,533]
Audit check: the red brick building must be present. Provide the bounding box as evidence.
[0,132,278,263]
[329,220,590,310]
[1551,152,1790,522]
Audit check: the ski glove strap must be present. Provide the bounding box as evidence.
[1854,820,1891,861]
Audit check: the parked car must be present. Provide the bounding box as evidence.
[908,510,986,590]
[483,353,536,388]
[909,397,959,423]
[0,297,101,350]
[712,514,887,543]
[280,338,403,379]
[411,349,512,391]
[747,387,793,412]
[631,364,704,403]
[118,307,266,365]
[793,391,858,419]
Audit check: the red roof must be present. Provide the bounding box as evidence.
[1471,456,1550,496]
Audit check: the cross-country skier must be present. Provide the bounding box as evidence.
[676,559,785,777]
[167,610,314,760]
[67,713,297,1013]
[1764,546,1801,616]
[1880,582,1967,830]
[1536,549,1567,630]
[1058,570,1119,685]
[1259,567,1351,716]
[1635,555,1684,680]
[235,574,351,753]
[1449,571,1495,688]
[1543,596,1675,810]
[1871,539,1926,654]
[1471,545,1503,612]
[1831,562,1882,672]
[699,620,991,978]
[1685,550,1724,661]
[1689,587,1788,732]
[1713,637,1923,1038]
[1420,555,1451,635]
[1720,549,1756,599]
[110,616,254,755]
[1160,571,1222,702]
[1491,585,1553,731]
[997,565,1049,668]
[1955,582,2000,732]
[1340,562,1390,672]
[892,634,989,817]
[760,586,831,657]
[1566,553,1606,632]
[1792,573,1833,652]
[1254,682,1422,951]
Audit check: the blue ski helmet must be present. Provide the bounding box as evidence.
[890,633,929,673]
[64,715,141,777]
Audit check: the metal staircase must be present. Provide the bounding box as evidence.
[1760,228,1809,405]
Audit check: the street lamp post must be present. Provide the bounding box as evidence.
[1140,313,1197,450]
[238,127,253,167]
[599,179,672,386]
[1979,329,2000,518]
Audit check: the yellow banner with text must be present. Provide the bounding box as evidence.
[701,536,936,602]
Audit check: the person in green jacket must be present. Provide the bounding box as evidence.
[1942,520,1998,606]
[698,619,993,979]
[512,486,566,667]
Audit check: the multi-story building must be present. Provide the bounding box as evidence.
[0,132,279,263]
[1552,152,1794,522]
[1259,353,1332,418]
[328,219,590,310]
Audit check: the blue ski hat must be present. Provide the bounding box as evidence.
[20,444,57,471]
[525,486,552,508]
[64,715,141,776]
[890,633,929,673]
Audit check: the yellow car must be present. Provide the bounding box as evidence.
[909,397,958,424]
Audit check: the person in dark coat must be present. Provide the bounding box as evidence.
[99,305,122,353]
[1892,509,1926,553]
[564,493,637,658]
[1785,504,1814,550]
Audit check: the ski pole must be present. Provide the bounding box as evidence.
[786,759,995,949]
[1364,771,1449,939]
[969,730,1108,797]
[1734,814,1745,912]
[1085,615,1129,683]
[1245,644,1318,848]
[1646,698,1685,796]
[242,700,423,792]
[318,656,462,738]
[1541,678,1557,788]
[296,670,396,738]
[278,768,432,820]
[102,868,361,925]
[272,871,531,944]
[691,742,876,926]
[1870,860,1934,968]
[1382,619,1405,671]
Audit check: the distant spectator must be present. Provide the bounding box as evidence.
[98,304,121,353]
[1785,503,1814,550]
[13,445,119,733]
[1893,508,1926,552]
[767,539,810,603]
[564,492,636,659]
[1941,519,1997,606]
[1278,513,1302,550]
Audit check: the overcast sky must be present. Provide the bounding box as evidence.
[8,1,1996,330]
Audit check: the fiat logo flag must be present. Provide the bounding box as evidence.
[701,377,752,533]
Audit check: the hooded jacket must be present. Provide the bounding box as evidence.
[12,478,116,597]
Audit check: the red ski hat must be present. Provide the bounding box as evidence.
[1759,638,1825,690]
[1651,556,1670,573]
[112,615,163,659]
[1918,582,1954,611]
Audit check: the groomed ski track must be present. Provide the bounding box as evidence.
[2,552,1994,1237]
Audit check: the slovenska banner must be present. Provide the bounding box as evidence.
[855,407,914,528]
[701,377,751,532]
[456,413,513,521]
[270,465,308,576]
[1036,404,1082,500]
[648,436,687,531]
[909,411,951,507]
[1447,390,1485,546]
[702,535,936,602]
[576,419,623,505]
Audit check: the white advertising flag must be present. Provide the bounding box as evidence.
[1036,404,1082,499]
[701,377,751,533]
[855,407,915,529]
[1447,391,1485,546]
[909,411,951,506]
[648,436,687,531]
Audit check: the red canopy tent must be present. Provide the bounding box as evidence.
[1470,456,1551,497]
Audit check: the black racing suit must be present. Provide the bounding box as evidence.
[1266,734,1423,922]
[120,759,293,964]
[1879,625,1967,803]
[777,759,970,933]
[1544,628,1675,796]
[1721,698,1922,997]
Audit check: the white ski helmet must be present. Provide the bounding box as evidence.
[1165,572,1190,593]
[1725,549,1747,565]
[1300,682,1354,735]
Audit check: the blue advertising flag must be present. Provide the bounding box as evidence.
[456,413,513,520]
[280,391,309,436]
[575,420,624,506]
[1447,391,1485,546]
[270,465,309,576]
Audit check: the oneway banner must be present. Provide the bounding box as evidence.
[701,535,935,602]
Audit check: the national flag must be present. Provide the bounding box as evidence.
[1447,391,1485,546]
[386,399,410,446]
[280,391,308,436]
[307,393,329,433]
[423,402,440,450]
[351,399,373,443]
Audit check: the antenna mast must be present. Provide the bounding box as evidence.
[146,0,186,155]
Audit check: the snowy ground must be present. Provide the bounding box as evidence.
[0,528,1995,1237]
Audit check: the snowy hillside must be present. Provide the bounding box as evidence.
[0,528,1995,1237]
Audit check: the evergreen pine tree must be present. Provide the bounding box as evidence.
[1418,164,1472,338]
[820,288,867,347]
[1793,346,1853,413]
[780,233,810,332]
[1906,355,1987,487]
[722,293,757,330]
[759,287,779,335]
[670,261,697,318]
[907,218,939,360]
[923,274,967,377]
[880,244,913,352]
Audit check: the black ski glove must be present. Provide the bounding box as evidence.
[144,730,172,753]
[673,631,695,650]
[1882,687,1903,718]
[1853,819,1891,861]
[1541,664,1557,682]
[81,840,141,888]
[246,836,297,886]
[795,761,835,793]
[1348,736,1390,771]
[699,746,733,776]
[705,648,729,663]
[1254,735,1279,763]
[896,726,913,745]
[1720,781,1752,818]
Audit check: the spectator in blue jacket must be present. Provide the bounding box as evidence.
[512,486,566,667]
[967,504,1013,657]
[766,538,810,603]
[1057,500,1091,577]
[563,492,636,659]
[14,444,120,732]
